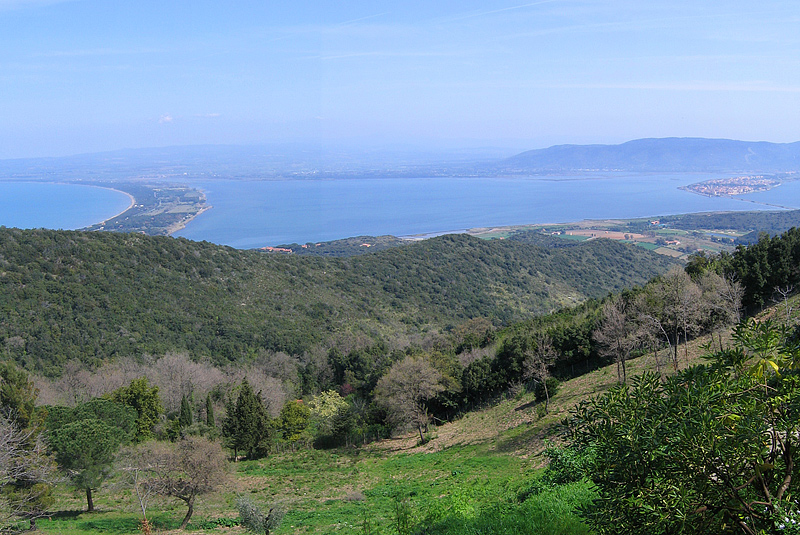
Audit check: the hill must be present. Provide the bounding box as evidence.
[501,137,800,172]
[0,228,677,375]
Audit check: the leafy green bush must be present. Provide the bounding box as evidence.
[541,443,595,486]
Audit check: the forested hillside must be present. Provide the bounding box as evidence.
[0,228,677,374]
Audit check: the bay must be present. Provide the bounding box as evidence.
[0,182,132,230]
[175,173,800,249]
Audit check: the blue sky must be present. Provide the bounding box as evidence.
[1,0,799,158]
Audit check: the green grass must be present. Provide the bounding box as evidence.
[34,438,586,535]
[236,444,539,534]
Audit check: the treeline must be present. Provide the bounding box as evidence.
[0,227,677,375]
[605,209,800,244]
[274,235,407,257]
[689,226,800,310]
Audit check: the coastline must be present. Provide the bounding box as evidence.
[167,204,213,235]
[89,185,136,226]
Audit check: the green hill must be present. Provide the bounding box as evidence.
[0,228,677,375]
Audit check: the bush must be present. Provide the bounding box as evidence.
[533,377,560,402]
[542,443,595,486]
[236,496,286,535]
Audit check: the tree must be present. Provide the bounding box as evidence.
[277,401,310,445]
[375,356,444,442]
[178,395,193,429]
[205,394,215,428]
[698,271,743,350]
[637,268,702,371]
[308,390,349,437]
[572,319,800,535]
[222,380,270,460]
[0,363,39,429]
[0,364,56,529]
[522,332,558,412]
[593,296,636,383]
[46,399,137,511]
[127,437,229,530]
[0,415,58,530]
[107,378,163,442]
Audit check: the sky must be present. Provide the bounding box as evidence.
[1,0,799,158]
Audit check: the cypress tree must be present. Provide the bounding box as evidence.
[205,394,215,428]
[179,395,193,428]
[222,379,269,460]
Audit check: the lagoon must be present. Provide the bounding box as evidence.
[3,174,800,249]
[174,173,800,248]
[0,182,132,231]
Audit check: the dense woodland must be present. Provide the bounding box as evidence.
[1,226,800,533]
[0,228,677,374]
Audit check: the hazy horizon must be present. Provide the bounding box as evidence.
[2,1,800,159]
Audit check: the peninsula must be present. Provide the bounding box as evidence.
[82,182,209,236]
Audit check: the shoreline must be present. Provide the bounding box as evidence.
[167,204,213,235]
[3,180,136,229]
[90,185,136,226]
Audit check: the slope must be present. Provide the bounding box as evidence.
[0,229,678,374]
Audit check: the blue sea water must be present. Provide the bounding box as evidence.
[3,175,800,249]
[174,173,800,248]
[0,182,131,230]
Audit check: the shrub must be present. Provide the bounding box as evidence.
[237,496,286,535]
[533,377,560,402]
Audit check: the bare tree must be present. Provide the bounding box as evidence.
[773,284,795,324]
[0,416,59,529]
[699,271,744,350]
[375,356,444,442]
[593,297,636,383]
[149,352,225,414]
[124,436,229,530]
[223,367,287,418]
[522,332,557,412]
[116,444,161,533]
[639,268,701,371]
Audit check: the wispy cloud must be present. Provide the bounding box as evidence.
[320,50,462,61]
[32,47,163,58]
[445,0,562,22]
[519,81,800,93]
[158,114,173,124]
[334,12,390,27]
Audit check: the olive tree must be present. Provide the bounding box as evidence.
[126,436,229,530]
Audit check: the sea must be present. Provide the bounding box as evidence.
[0,182,131,231]
[3,173,800,249]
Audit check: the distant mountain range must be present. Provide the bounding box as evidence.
[1,137,798,180]
[501,138,800,173]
